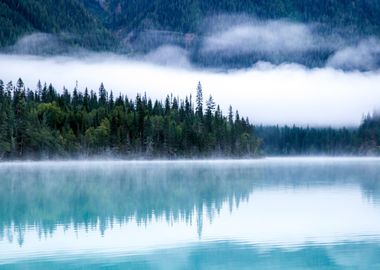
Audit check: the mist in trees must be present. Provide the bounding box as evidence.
[1,77,379,160]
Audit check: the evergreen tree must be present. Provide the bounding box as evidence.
[196,82,203,119]
[99,83,107,107]
[13,78,28,156]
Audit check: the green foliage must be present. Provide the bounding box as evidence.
[37,102,64,129]
[256,125,358,155]
[2,0,380,57]
[357,114,380,154]
[83,0,380,36]
[0,79,260,159]
[85,118,111,150]
[0,77,377,159]
[0,0,115,49]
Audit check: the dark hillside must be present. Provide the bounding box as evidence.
[0,0,114,50]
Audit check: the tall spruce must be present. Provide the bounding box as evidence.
[196,82,203,119]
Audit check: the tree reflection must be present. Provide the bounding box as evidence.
[0,160,380,245]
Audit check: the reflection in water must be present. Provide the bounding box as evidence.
[1,241,379,270]
[0,158,380,269]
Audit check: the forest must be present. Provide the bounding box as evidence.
[82,0,380,36]
[0,0,114,49]
[3,0,380,44]
[257,115,380,155]
[2,0,380,68]
[0,78,379,159]
[0,79,260,159]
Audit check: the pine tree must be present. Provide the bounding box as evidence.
[206,95,215,115]
[228,105,233,124]
[0,80,4,100]
[14,78,28,156]
[99,83,107,107]
[83,88,90,112]
[36,80,42,99]
[195,82,203,119]
[205,95,216,131]
[0,79,10,158]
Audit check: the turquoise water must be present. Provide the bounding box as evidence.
[0,158,380,269]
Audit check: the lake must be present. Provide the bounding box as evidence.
[0,158,380,269]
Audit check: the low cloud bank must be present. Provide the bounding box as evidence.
[143,45,191,67]
[5,16,380,71]
[1,18,379,127]
[327,38,380,70]
[2,54,380,127]
[5,33,83,55]
[200,16,380,70]
[202,20,325,55]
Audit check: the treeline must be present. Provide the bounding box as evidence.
[357,114,380,153]
[257,116,380,156]
[0,79,259,159]
[256,125,358,155]
[1,77,379,159]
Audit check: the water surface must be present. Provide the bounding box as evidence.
[1,158,380,269]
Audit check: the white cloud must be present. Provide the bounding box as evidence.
[1,54,380,127]
[143,45,191,68]
[201,20,332,56]
[7,33,74,55]
[327,38,380,70]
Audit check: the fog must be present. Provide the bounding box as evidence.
[202,20,328,55]
[2,16,380,127]
[201,17,380,71]
[6,32,81,55]
[143,45,191,67]
[327,38,380,70]
[2,53,380,126]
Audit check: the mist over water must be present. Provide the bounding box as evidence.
[1,158,380,269]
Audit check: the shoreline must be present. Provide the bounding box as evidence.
[0,156,379,165]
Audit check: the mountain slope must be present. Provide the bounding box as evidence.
[81,0,380,36]
[0,0,114,50]
[2,0,380,69]
[2,0,380,50]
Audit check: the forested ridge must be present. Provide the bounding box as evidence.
[81,0,380,35]
[0,78,380,159]
[2,0,380,55]
[0,79,260,159]
[0,0,114,49]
